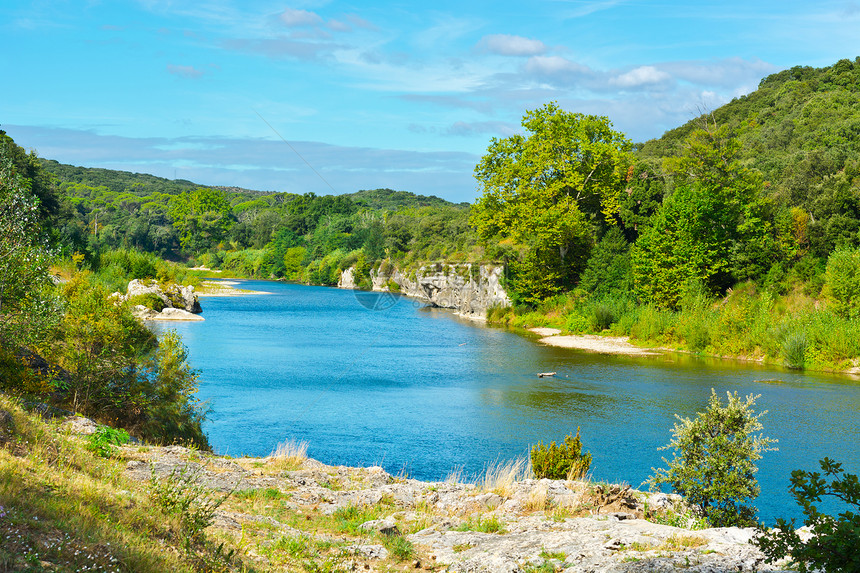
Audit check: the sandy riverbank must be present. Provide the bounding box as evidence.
[196,280,273,297]
[529,328,659,356]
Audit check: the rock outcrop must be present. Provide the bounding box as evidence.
[117,444,794,573]
[115,279,204,321]
[338,263,510,318]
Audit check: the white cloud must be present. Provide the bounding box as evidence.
[479,34,546,56]
[524,55,591,75]
[610,65,671,88]
[280,8,323,27]
[446,120,518,137]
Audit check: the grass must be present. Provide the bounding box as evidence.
[489,282,860,372]
[479,456,531,496]
[0,395,244,572]
[269,437,309,471]
[455,514,507,534]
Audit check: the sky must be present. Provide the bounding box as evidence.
[2,1,859,203]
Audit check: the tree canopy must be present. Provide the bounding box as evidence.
[470,102,632,303]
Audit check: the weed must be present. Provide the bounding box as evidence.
[382,535,416,561]
[148,462,234,547]
[539,548,566,560]
[455,514,506,534]
[480,456,530,496]
[269,437,309,471]
[86,425,130,458]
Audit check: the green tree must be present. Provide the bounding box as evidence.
[632,126,784,308]
[648,389,777,527]
[1,129,59,221]
[53,273,156,414]
[824,246,860,319]
[471,102,632,303]
[137,330,209,449]
[0,150,61,349]
[755,457,860,573]
[169,188,234,253]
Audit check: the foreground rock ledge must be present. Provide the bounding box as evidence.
[119,443,792,573]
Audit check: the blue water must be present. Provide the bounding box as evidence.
[151,280,860,524]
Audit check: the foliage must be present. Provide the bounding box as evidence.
[755,457,860,573]
[149,462,232,546]
[0,150,62,349]
[530,428,592,480]
[577,226,633,298]
[137,330,209,449]
[825,246,860,319]
[648,390,777,527]
[632,125,785,308]
[87,425,130,457]
[169,188,234,253]
[455,514,507,534]
[51,273,156,414]
[471,102,632,303]
[381,535,416,562]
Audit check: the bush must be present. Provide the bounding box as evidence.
[755,458,860,573]
[127,292,166,312]
[592,303,616,331]
[782,331,808,369]
[825,247,860,318]
[86,425,130,457]
[530,428,592,480]
[648,390,777,527]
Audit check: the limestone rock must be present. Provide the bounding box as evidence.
[60,415,98,435]
[339,263,510,318]
[123,279,204,320]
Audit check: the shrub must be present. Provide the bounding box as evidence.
[782,331,808,369]
[531,428,592,480]
[647,390,777,527]
[127,292,166,312]
[592,303,616,331]
[86,425,130,458]
[149,462,232,546]
[825,247,860,318]
[755,458,860,573]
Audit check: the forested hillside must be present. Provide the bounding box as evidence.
[41,158,475,284]
[473,58,860,371]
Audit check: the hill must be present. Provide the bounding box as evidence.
[637,57,860,258]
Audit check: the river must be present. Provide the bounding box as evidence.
[150,279,860,524]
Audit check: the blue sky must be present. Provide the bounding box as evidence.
[2,1,858,202]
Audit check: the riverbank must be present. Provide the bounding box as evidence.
[196,279,274,297]
[529,328,659,356]
[10,402,788,573]
[488,287,860,375]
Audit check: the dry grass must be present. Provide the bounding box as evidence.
[663,534,709,550]
[444,466,465,483]
[268,437,309,471]
[480,456,531,497]
[524,486,552,512]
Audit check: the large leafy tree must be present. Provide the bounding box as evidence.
[632,125,788,308]
[169,187,234,253]
[0,148,61,350]
[470,102,632,304]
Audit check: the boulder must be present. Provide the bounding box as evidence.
[124,279,203,320]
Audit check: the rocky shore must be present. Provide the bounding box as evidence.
[113,440,790,572]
